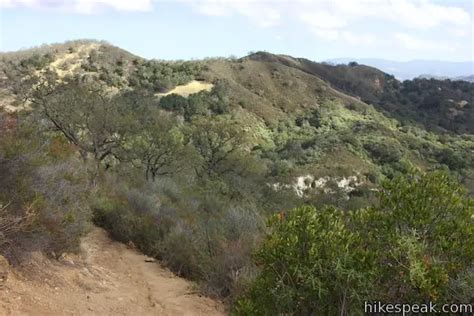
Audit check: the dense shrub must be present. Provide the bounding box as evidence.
[158,82,230,120]
[92,176,264,299]
[128,60,203,92]
[2,44,473,314]
[28,162,91,256]
[159,94,189,113]
[0,202,29,250]
[0,121,92,262]
[235,171,473,315]
[436,148,467,170]
[235,205,374,315]
[364,138,403,164]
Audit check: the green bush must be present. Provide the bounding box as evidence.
[436,148,466,171]
[159,94,189,113]
[364,138,403,164]
[235,171,473,315]
[373,171,473,301]
[234,205,374,315]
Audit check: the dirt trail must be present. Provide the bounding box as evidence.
[0,227,225,316]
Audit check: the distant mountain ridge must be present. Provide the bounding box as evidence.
[416,74,474,83]
[326,58,474,81]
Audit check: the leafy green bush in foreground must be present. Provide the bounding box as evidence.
[235,171,473,315]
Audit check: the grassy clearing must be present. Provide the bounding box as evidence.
[155,80,214,97]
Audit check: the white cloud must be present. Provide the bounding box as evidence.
[341,31,376,46]
[274,34,283,41]
[179,0,281,27]
[183,0,471,28]
[300,10,347,30]
[387,0,470,29]
[2,0,472,56]
[3,0,471,31]
[180,0,471,50]
[1,0,153,13]
[299,10,346,41]
[394,32,435,50]
[311,28,340,41]
[394,32,457,52]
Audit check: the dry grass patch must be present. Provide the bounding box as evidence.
[48,43,100,78]
[156,80,214,97]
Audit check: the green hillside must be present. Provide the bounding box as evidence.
[4,41,472,190]
[1,41,473,312]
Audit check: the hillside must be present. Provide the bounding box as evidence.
[247,53,473,134]
[417,74,474,83]
[1,40,473,189]
[0,40,473,314]
[457,74,474,82]
[327,58,474,81]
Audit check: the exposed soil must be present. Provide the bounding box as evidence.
[0,227,225,316]
[155,80,214,97]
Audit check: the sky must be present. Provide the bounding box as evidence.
[0,0,473,62]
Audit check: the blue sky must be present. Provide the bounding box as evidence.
[1,0,473,61]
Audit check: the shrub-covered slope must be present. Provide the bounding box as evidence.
[0,41,472,308]
[1,41,473,194]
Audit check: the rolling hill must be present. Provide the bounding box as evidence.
[1,40,473,194]
[1,40,473,313]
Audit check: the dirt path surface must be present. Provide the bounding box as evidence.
[0,227,225,316]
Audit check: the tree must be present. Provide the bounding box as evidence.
[189,116,249,179]
[159,93,189,114]
[26,75,135,166]
[188,116,268,205]
[126,111,192,181]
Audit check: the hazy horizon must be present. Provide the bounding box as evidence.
[2,39,474,65]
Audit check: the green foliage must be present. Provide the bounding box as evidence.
[159,94,190,113]
[26,75,139,163]
[307,109,322,128]
[235,205,374,315]
[435,148,466,170]
[128,60,203,92]
[125,110,193,180]
[289,56,474,134]
[158,81,231,120]
[236,171,473,314]
[189,116,252,180]
[92,192,165,258]
[2,44,473,311]
[394,79,474,134]
[374,171,474,301]
[363,138,404,164]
